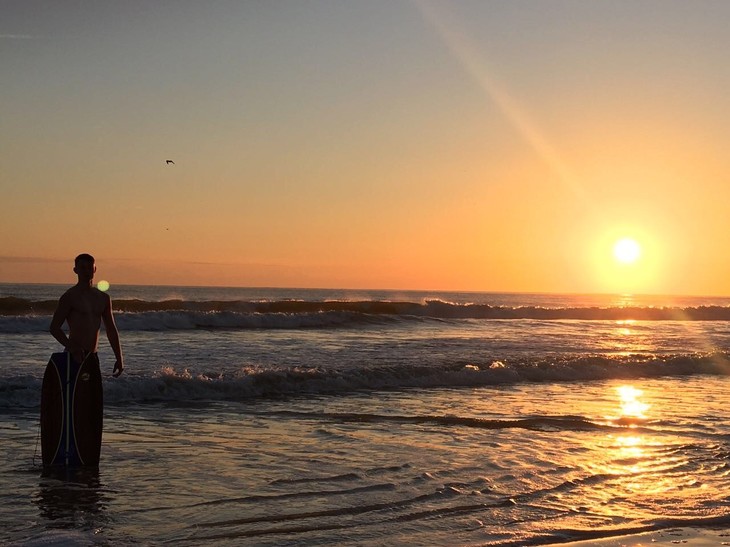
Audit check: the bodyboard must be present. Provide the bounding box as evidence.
[41,353,103,467]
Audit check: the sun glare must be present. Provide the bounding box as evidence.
[616,385,649,420]
[613,238,642,264]
[591,227,663,294]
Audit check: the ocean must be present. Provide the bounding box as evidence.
[2,283,730,546]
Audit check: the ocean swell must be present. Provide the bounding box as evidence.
[4,297,730,333]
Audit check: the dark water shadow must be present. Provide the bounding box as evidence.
[34,467,109,530]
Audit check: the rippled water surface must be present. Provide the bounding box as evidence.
[4,377,730,545]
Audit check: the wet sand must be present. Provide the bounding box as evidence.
[553,527,730,546]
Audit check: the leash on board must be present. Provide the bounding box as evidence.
[32,416,42,469]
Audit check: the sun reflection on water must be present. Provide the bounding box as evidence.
[603,385,650,426]
[615,319,635,337]
[588,385,655,478]
[616,385,649,421]
[606,319,652,357]
[593,385,692,499]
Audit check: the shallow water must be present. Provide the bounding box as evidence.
[4,377,730,545]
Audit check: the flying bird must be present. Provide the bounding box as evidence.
[166,160,175,165]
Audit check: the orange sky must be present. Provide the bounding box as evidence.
[2,1,729,295]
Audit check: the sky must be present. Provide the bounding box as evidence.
[2,0,729,295]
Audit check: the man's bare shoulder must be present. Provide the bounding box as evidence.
[59,286,82,301]
[59,286,109,305]
[94,288,112,305]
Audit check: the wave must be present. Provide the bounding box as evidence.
[4,352,730,409]
[267,410,615,433]
[4,297,730,333]
[0,309,402,333]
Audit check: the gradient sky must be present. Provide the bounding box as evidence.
[2,0,729,294]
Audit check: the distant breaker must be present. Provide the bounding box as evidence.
[5,300,730,337]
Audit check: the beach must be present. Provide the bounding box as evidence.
[3,284,730,545]
[5,2,730,543]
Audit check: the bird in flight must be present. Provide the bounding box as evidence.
[166,159,175,165]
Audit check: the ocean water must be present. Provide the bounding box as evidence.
[3,283,730,545]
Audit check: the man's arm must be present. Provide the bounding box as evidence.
[49,293,82,358]
[102,295,124,377]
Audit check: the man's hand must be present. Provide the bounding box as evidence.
[113,360,124,378]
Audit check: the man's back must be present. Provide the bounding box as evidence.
[50,253,124,378]
[58,286,110,354]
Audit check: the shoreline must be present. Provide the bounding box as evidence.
[549,527,730,546]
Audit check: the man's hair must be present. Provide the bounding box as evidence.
[74,253,95,266]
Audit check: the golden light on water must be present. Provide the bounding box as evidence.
[579,383,708,511]
[616,319,635,338]
[616,385,649,421]
[592,386,658,490]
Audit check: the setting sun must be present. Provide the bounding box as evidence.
[590,227,665,294]
[613,238,642,265]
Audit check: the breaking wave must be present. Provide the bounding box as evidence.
[3,352,730,409]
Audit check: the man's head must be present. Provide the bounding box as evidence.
[74,253,96,281]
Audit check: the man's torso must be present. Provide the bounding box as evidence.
[65,287,108,352]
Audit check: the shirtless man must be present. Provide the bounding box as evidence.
[50,254,124,377]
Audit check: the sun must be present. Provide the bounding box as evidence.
[592,229,661,293]
[613,238,642,264]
